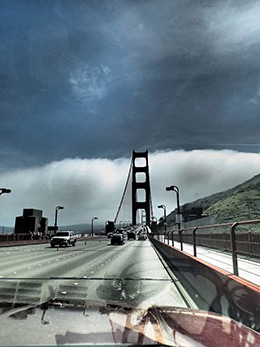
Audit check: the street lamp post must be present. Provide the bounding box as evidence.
[158,204,167,241]
[54,206,64,233]
[166,185,182,249]
[91,217,98,237]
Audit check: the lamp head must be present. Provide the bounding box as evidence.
[0,188,11,194]
[166,186,173,191]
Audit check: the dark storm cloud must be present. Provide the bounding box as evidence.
[0,0,260,169]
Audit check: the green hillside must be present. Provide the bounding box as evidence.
[178,173,260,223]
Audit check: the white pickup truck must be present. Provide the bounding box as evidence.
[50,231,77,247]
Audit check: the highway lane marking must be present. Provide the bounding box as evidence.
[0,243,119,277]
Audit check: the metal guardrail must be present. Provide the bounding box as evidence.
[152,219,260,277]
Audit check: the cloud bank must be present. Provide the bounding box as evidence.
[0,150,260,227]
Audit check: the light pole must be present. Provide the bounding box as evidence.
[166,185,182,249]
[158,205,167,240]
[0,188,11,196]
[54,206,64,233]
[91,217,98,237]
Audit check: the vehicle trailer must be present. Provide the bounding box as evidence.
[105,221,115,235]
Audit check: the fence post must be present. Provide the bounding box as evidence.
[248,230,252,256]
[172,230,174,247]
[193,227,198,257]
[230,222,239,276]
[180,229,183,251]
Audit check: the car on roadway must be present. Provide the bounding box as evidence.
[110,233,125,245]
[107,232,113,238]
[50,231,77,248]
[127,231,136,240]
[138,233,147,241]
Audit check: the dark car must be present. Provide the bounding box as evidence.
[111,234,124,245]
[138,233,147,241]
[127,231,136,240]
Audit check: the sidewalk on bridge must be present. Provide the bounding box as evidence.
[164,239,260,286]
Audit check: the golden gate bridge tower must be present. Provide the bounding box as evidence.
[114,149,153,228]
[132,150,151,227]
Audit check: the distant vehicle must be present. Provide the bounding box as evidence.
[128,231,136,240]
[107,232,113,238]
[138,234,147,241]
[51,231,76,247]
[111,234,125,245]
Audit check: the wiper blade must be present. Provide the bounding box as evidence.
[48,276,173,281]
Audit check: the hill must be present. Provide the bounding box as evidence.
[169,173,260,224]
[60,223,104,234]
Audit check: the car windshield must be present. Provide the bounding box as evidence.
[55,232,69,237]
[1,0,260,346]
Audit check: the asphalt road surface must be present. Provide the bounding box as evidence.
[0,238,194,309]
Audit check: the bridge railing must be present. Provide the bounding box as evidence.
[151,219,260,276]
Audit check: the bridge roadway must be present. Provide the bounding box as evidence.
[0,237,195,309]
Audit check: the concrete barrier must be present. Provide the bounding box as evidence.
[150,237,260,333]
[0,239,49,247]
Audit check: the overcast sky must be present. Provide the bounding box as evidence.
[1,0,260,226]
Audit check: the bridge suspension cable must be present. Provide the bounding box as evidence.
[114,158,133,224]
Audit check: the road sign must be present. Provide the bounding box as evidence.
[175,214,183,223]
